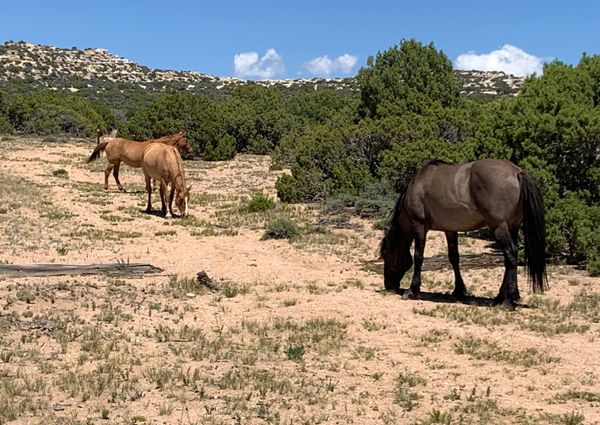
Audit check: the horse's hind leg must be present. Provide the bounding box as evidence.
[493,223,519,310]
[404,224,427,300]
[104,163,114,190]
[113,161,125,192]
[445,231,467,299]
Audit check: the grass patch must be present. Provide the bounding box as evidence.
[65,227,142,242]
[454,334,560,367]
[52,168,69,178]
[221,282,252,298]
[394,370,426,411]
[155,230,177,237]
[555,390,600,403]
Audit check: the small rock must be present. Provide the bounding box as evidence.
[186,292,196,298]
[196,270,218,290]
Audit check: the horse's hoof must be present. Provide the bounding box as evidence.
[452,290,468,301]
[402,290,418,300]
[384,284,400,293]
[493,296,516,311]
[497,301,516,311]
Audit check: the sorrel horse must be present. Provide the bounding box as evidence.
[380,159,547,310]
[85,132,191,191]
[141,143,191,218]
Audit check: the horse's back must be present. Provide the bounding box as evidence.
[406,159,522,231]
[142,144,180,182]
[105,138,148,167]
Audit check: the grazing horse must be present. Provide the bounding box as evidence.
[85,132,191,191]
[380,159,547,310]
[141,143,191,218]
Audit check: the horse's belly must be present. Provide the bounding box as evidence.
[122,158,142,168]
[429,207,485,232]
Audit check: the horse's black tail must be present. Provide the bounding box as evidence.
[518,171,547,294]
[86,141,108,164]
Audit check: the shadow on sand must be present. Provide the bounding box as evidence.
[142,208,167,218]
[376,288,532,309]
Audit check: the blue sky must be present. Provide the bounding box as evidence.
[1,1,599,79]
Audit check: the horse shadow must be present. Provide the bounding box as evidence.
[399,289,494,307]
[367,260,532,309]
[377,288,532,309]
[142,208,167,218]
[141,209,188,219]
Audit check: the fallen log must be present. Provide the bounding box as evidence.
[0,262,163,278]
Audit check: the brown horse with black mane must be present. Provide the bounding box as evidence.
[380,159,547,310]
[142,143,191,218]
[85,132,191,191]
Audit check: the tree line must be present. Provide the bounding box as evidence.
[0,39,598,274]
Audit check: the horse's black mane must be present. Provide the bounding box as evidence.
[379,190,407,257]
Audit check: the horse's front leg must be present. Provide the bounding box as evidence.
[159,181,168,217]
[144,174,152,213]
[445,231,468,299]
[168,185,175,217]
[493,223,519,310]
[404,224,427,300]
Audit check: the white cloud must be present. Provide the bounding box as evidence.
[454,44,549,77]
[304,53,358,77]
[233,48,285,79]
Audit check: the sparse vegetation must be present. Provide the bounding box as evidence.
[261,216,300,240]
[0,39,600,425]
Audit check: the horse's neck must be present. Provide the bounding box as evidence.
[172,173,186,193]
[163,137,181,146]
[171,151,186,189]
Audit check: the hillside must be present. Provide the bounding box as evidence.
[0,41,524,98]
[0,41,357,98]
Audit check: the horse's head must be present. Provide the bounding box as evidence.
[174,132,191,154]
[175,185,192,217]
[379,203,414,292]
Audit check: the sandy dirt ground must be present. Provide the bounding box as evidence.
[0,137,598,425]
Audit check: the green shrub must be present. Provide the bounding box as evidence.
[204,134,236,161]
[275,174,302,203]
[546,192,600,275]
[261,217,300,240]
[0,116,12,134]
[244,192,276,213]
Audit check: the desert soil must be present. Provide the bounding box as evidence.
[0,137,598,425]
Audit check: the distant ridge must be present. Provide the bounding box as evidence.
[0,41,524,98]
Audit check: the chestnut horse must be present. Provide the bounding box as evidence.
[85,132,191,191]
[380,159,547,310]
[142,143,191,218]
